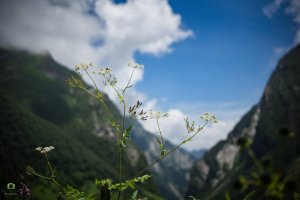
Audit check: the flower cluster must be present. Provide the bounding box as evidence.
[75,63,93,71]
[128,101,148,120]
[17,183,30,200]
[97,67,112,76]
[184,117,196,133]
[200,112,218,123]
[128,61,144,69]
[96,67,118,86]
[66,76,84,88]
[149,110,169,119]
[35,146,55,154]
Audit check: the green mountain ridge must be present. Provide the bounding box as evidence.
[186,44,300,199]
[0,48,162,199]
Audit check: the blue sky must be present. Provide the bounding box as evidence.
[0,0,298,150]
[136,0,295,106]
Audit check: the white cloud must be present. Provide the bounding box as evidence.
[262,0,285,18]
[263,0,300,44]
[285,0,300,43]
[0,0,192,108]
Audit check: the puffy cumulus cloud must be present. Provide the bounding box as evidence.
[0,0,101,66]
[95,0,192,56]
[263,0,300,43]
[0,0,192,108]
[140,101,249,151]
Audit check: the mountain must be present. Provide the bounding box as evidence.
[0,48,162,199]
[131,121,195,200]
[186,44,300,199]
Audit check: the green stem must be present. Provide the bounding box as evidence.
[34,173,52,180]
[117,99,127,200]
[80,86,114,120]
[84,69,101,94]
[52,178,65,192]
[122,68,135,94]
[81,70,117,123]
[156,118,164,149]
[44,153,54,175]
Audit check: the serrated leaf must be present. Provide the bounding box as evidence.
[130,190,138,200]
[123,125,132,139]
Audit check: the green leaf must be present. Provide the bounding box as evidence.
[130,190,138,200]
[95,179,113,187]
[64,185,93,200]
[123,125,133,139]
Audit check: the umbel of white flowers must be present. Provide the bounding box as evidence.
[35,146,55,154]
[200,112,218,123]
[75,63,93,71]
[128,61,144,69]
[148,110,169,119]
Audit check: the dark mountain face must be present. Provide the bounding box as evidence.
[186,45,300,199]
[190,149,206,159]
[0,48,162,199]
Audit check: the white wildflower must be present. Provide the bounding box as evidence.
[41,149,47,154]
[128,61,144,69]
[98,67,112,75]
[74,63,91,71]
[35,146,55,154]
[200,112,218,123]
[149,110,169,119]
[35,147,42,151]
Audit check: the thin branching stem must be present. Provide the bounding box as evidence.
[44,153,54,175]
[117,102,126,200]
[51,179,65,192]
[122,68,135,94]
[132,122,208,178]
[156,118,165,149]
[84,69,101,94]
[34,173,51,180]
[80,86,115,120]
